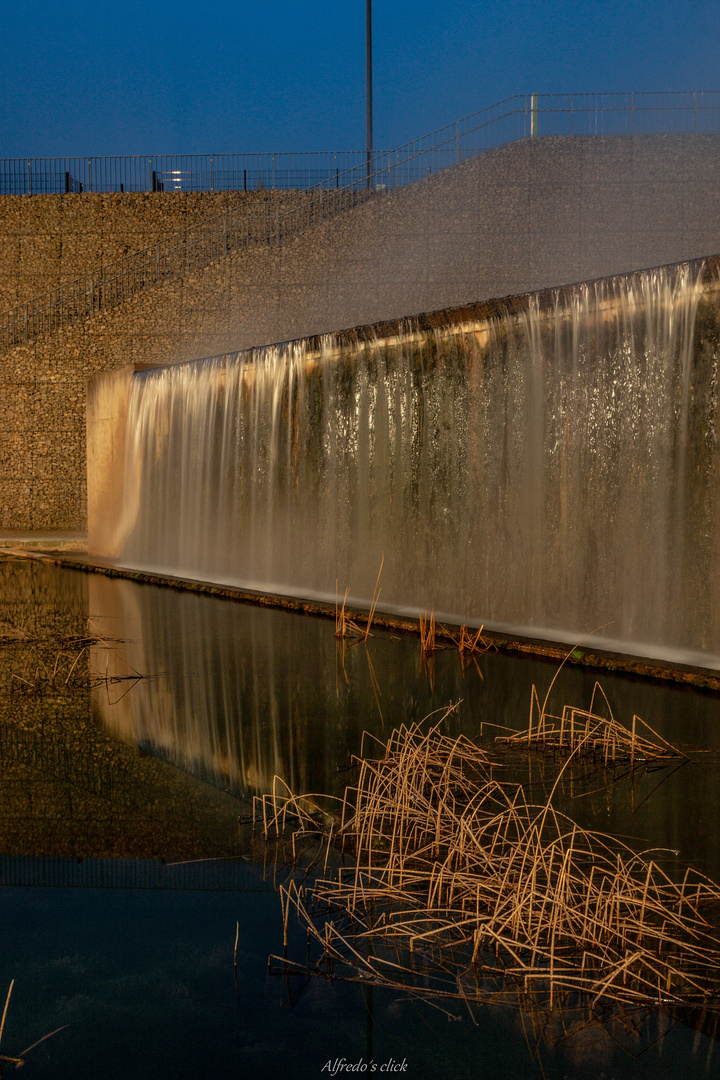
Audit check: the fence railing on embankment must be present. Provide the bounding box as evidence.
[0,151,381,196]
[2,91,718,354]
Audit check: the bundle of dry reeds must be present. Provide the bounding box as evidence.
[258,716,720,1014]
[334,587,365,641]
[335,559,384,643]
[447,623,493,655]
[496,683,686,769]
[418,610,439,654]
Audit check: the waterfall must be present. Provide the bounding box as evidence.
[117,261,720,668]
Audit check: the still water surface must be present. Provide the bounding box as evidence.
[0,556,719,1078]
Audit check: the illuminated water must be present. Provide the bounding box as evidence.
[1,557,720,1078]
[118,262,720,670]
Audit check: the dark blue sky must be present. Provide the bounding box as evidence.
[1,0,717,157]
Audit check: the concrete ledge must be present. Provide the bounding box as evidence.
[0,533,88,552]
[4,549,720,693]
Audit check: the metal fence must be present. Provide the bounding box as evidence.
[0,151,381,196]
[3,91,718,196]
[2,91,719,353]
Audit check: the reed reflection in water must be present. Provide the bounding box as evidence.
[0,559,719,1077]
[88,573,720,882]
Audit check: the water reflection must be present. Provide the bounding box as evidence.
[0,558,244,862]
[88,570,720,881]
[1,558,720,1078]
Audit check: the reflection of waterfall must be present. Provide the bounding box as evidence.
[90,576,374,798]
[85,573,720,882]
[119,262,720,667]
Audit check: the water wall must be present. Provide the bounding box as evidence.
[115,259,720,668]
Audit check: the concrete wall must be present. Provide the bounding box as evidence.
[2,133,720,530]
[86,364,138,556]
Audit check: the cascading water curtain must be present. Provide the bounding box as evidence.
[118,261,720,666]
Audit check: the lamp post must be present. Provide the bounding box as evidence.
[366,0,373,188]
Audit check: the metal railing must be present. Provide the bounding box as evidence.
[0,151,383,196]
[2,91,719,353]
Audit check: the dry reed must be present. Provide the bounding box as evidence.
[9,643,143,697]
[259,715,720,1016]
[447,623,494,655]
[419,610,441,654]
[334,585,365,640]
[335,557,384,642]
[495,682,687,769]
[0,981,66,1071]
[2,618,134,698]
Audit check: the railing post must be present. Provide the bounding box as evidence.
[530,94,537,139]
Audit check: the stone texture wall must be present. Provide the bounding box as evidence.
[2,133,720,530]
[0,189,292,311]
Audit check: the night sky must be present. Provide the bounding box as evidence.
[1,0,718,157]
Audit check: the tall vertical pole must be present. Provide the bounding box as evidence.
[366,0,373,189]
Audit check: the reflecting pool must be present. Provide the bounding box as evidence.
[0,555,719,1078]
